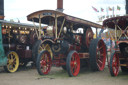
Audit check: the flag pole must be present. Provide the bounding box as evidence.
[113,7,114,17]
[106,7,108,18]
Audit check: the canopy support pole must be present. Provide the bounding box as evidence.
[55,14,58,39]
[32,19,39,39]
[39,15,44,39]
[58,18,65,38]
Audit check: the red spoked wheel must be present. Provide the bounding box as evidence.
[66,51,80,77]
[83,28,94,49]
[89,38,106,71]
[110,51,120,76]
[86,28,93,48]
[36,50,52,75]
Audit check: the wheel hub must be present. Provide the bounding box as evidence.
[74,61,77,65]
[41,60,46,65]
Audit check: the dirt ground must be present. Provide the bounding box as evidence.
[0,65,128,85]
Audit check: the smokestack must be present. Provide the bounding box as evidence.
[126,0,128,14]
[0,0,4,20]
[56,0,64,12]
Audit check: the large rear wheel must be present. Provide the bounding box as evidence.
[32,40,41,63]
[66,51,80,77]
[4,51,19,73]
[110,51,120,76]
[89,38,106,71]
[36,50,52,75]
[82,28,93,51]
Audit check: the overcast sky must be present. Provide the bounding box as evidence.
[4,0,126,24]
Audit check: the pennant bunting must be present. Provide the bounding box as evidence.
[101,8,104,12]
[108,7,112,11]
[102,15,105,19]
[117,5,121,10]
[92,6,99,12]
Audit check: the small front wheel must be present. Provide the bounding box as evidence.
[4,51,19,73]
[66,51,80,77]
[36,50,52,75]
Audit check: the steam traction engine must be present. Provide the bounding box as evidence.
[27,10,107,77]
[0,20,43,72]
[103,16,128,76]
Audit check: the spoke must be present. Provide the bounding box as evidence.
[47,62,51,65]
[12,54,15,59]
[39,46,43,52]
[98,59,103,65]
[46,66,48,71]
[41,60,45,66]
[113,57,116,62]
[13,58,16,62]
[10,54,13,59]
[75,56,77,61]
[74,64,77,71]
[98,46,104,51]
[42,44,45,48]
[42,67,45,73]
[44,44,49,49]
[71,61,74,66]
[72,56,75,61]
[115,65,119,70]
[9,66,12,70]
[40,64,44,69]
[114,67,117,74]
[42,54,45,60]
[13,61,16,65]
[112,62,116,67]
[40,45,44,49]
[97,63,101,69]
[42,68,44,72]
[44,66,47,72]
[100,53,104,57]
[71,65,75,73]
[8,60,11,64]
[45,55,48,61]
[13,55,15,59]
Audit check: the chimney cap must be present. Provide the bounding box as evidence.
[0,15,4,20]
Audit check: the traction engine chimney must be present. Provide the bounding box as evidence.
[126,0,128,14]
[0,0,4,20]
[56,0,64,12]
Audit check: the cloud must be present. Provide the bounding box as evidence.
[4,0,126,23]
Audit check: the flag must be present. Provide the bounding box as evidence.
[106,16,109,18]
[101,8,104,12]
[102,15,105,19]
[92,6,99,12]
[117,5,121,10]
[108,7,112,11]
